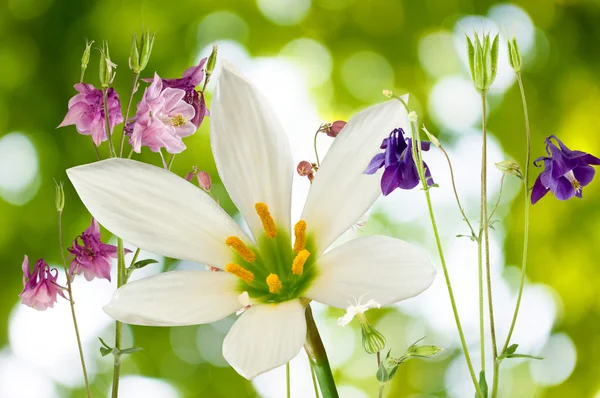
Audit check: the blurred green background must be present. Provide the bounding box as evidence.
[1,0,599,397]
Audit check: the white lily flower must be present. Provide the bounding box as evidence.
[67,63,436,380]
[337,294,381,327]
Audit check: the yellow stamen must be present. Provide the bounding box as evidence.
[266,273,282,294]
[171,114,187,127]
[292,250,310,275]
[225,263,254,284]
[255,202,277,238]
[225,236,256,263]
[293,220,307,253]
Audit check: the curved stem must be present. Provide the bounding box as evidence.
[58,211,92,398]
[119,73,140,157]
[313,129,321,168]
[481,93,499,397]
[102,88,117,158]
[304,305,338,398]
[488,175,506,222]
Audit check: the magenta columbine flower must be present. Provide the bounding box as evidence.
[68,218,121,281]
[364,128,434,195]
[143,59,210,128]
[129,73,197,154]
[531,135,600,204]
[20,256,66,311]
[58,83,124,146]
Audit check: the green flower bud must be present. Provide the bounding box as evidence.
[508,36,522,72]
[466,32,499,93]
[139,30,155,73]
[129,34,140,72]
[495,160,523,179]
[407,344,443,358]
[205,44,218,86]
[357,314,386,354]
[80,39,94,82]
[99,41,117,87]
[54,180,65,212]
[422,126,441,148]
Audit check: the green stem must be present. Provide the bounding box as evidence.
[481,92,499,397]
[58,211,92,398]
[167,154,175,170]
[102,88,117,158]
[286,362,291,398]
[397,98,482,398]
[477,236,485,373]
[488,175,506,222]
[378,385,384,398]
[92,142,101,161]
[304,305,338,398]
[310,364,320,398]
[313,129,321,168]
[119,73,140,157]
[111,238,125,398]
[495,72,532,396]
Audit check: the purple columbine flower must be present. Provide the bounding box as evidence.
[20,256,66,311]
[58,83,124,146]
[531,135,600,204]
[68,218,122,281]
[129,73,197,154]
[364,128,434,195]
[142,59,210,129]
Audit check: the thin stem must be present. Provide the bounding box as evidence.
[313,129,321,168]
[304,305,338,398]
[286,362,291,398]
[310,364,320,398]
[92,142,101,161]
[111,238,125,398]
[477,236,485,373]
[379,385,384,398]
[127,148,134,159]
[481,92,499,396]
[376,351,381,367]
[488,175,506,222]
[405,113,482,398]
[102,88,117,157]
[496,72,532,396]
[167,154,175,170]
[119,73,140,157]
[58,211,92,398]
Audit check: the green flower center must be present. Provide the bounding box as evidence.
[223,202,318,304]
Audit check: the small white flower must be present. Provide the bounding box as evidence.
[337,294,381,327]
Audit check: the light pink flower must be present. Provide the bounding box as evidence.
[129,73,196,154]
[58,83,124,146]
[20,256,66,311]
[68,218,122,282]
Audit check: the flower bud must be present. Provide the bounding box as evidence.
[327,120,346,138]
[495,160,523,179]
[139,30,155,73]
[358,314,386,354]
[408,111,418,123]
[99,41,117,87]
[407,344,443,358]
[80,39,94,82]
[466,32,499,93]
[297,160,313,177]
[185,166,199,182]
[508,36,522,73]
[197,171,212,191]
[129,34,140,72]
[422,126,441,148]
[205,44,218,84]
[54,180,65,212]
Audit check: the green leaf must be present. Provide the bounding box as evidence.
[100,346,112,357]
[132,259,159,270]
[98,337,112,349]
[477,370,488,398]
[506,353,543,360]
[119,346,144,356]
[507,344,519,355]
[490,34,500,83]
[465,35,475,80]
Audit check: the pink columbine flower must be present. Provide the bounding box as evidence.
[128,73,196,154]
[20,256,66,311]
[58,83,124,146]
[68,218,121,281]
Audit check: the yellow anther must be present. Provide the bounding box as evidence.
[225,263,254,284]
[266,273,282,294]
[293,220,307,253]
[225,236,256,263]
[291,250,310,275]
[255,202,277,238]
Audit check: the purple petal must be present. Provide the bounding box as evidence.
[531,176,549,204]
[381,166,400,196]
[553,177,576,200]
[573,165,595,187]
[364,153,385,174]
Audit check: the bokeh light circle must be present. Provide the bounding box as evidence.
[341,51,394,103]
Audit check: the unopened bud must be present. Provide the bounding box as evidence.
[129,34,140,72]
[185,166,199,182]
[408,111,418,123]
[297,161,313,177]
[139,30,155,73]
[99,41,116,87]
[422,126,441,148]
[206,44,218,84]
[508,36,522,73]
[358,314,386,354]
[327,120,346,138]
[197,171,212,191]
[466,32,499,93]
[382,90,394,98]
[495,160,523,179]
[80,39,94,82]
[54,180,65,212]
[407,344,442,358]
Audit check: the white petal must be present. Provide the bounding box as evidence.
[337,311,356,327]
[211,63,293,240]
[305,235,436,308]
[223,300,306,379]
[301,99,408,254]
[67,158,249,268]
[103,271,241,326]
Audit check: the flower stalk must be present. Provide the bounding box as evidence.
[102,88,117,157]
[119,73,139,157]
[304,304,339,398]
[111,237,125,398]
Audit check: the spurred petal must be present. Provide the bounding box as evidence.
[301,100,408,254]
[530,176,549,204]
[104,271,241,326]
[67,158,250,269]
[305,235,435,308]
[222,299,306,379]
[211,63,293,239]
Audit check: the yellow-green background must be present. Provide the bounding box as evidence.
[1,0,598,397]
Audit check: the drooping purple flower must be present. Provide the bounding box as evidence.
[142,59,210,128]
[364,128,434,195]
[20,256,66,311]
[129,73,197,154]
[531,135,600,204]
[58,83,124,146]
[68,218,122,281]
